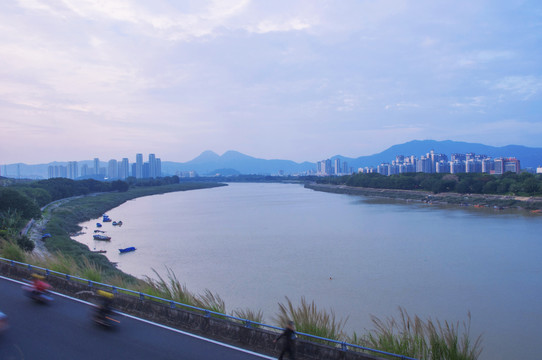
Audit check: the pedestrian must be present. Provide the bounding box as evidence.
[274,320,296,360]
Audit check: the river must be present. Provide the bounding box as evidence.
[73,182,542,360]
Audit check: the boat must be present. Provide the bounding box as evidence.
[91,250,107,253]
[112,221,123,226]
[102,215,112,222]
[119,247,136,253]
[94,230,106,233]
[96,223,102,228]
[93,234,111,241]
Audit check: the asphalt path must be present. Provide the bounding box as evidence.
[0,276,274,360]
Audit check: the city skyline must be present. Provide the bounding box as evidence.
[1,1,541,164]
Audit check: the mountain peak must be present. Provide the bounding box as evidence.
[192,150,220,163]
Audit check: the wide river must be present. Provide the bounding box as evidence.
[73,183,542,360]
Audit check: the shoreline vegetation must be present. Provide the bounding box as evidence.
[0,179,485,359]
[305,182,542,212]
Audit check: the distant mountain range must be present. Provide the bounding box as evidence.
[161,150,315,176]
[3,140,542,179]
[329,140,542,171]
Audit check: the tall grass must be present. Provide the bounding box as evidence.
[232,308,264,325]
[141,268,197,305]
[349,307,483,360]
[275,296,348,343]
[140,268,227,314]
[79,257,103,282]
[0,239,26,262]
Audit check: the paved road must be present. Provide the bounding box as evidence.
[0,277,274,360]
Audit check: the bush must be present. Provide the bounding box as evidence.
[16,235,35,252]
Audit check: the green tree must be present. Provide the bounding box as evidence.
[0,188,41,220]
[522,178,540,195]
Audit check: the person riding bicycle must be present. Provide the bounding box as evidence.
[96,290,114,320]
[31,274,51,295]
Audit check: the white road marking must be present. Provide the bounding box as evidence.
[0,275,275,359]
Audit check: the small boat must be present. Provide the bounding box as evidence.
[112,220,123,226]
[96,223,102,228]
[119,247,136,253]
[91,250,107,253]
[94,230,106,233]
[93,234,111,241]
[102,215,112,222]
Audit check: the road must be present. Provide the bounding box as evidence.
[0,276,274,360]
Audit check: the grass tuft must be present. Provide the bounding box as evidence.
[349,307,483,360]
[275,296,348,344]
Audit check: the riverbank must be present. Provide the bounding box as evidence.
[305,182,542,211]
[35,182,227,280]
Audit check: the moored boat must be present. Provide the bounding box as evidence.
[96,223,102,228]
[93,234,111,241]
[119,247,136,253]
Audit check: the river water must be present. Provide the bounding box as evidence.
[73,183,542,360]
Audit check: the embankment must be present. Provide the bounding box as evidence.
[37,182,227,279]
[0,260,383,360]
[305,182,542,211]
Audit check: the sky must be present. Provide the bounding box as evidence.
[1,0,541,165]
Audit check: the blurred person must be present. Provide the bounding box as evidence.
[273,320,296,360]
[31,274,50,295]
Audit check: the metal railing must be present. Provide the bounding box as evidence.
[0,256,417,360]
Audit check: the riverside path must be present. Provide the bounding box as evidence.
[0,276,273,360]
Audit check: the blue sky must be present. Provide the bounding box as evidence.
[1,0,541,164]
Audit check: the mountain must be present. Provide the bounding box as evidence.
[330,140,542,170]
[4,140,541,178]
[161,150,315,175]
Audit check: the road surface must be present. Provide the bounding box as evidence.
[0,276,274,360]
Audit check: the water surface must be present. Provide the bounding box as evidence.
[73,183,542,360]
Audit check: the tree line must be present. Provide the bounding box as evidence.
[317,171,542,196]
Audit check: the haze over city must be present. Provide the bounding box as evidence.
[1,0,541,165]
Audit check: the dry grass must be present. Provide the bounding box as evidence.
[275,296,348,343]
[349,307,483,360]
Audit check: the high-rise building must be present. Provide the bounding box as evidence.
[108,159,118,179]
[149,153,156,178]
[333,158,341,175]
[136,153,143,179]
[503,158,520,174]
[67,161,78,179]
[119,158,130,179]
[155,158,161,177]
[94,158,100,175]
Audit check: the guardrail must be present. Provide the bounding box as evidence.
[0,256,417,360]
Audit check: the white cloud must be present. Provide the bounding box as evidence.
[493,76,542,100]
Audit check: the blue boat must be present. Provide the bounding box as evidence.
[119,247,136,254]
[102,214,112,222]
[96,223,102,228]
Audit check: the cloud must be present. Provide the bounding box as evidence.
[493,76,542,100]
[2,0,542,164]
[457,50,514,68]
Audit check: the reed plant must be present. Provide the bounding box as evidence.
[232,308,264,326]
[141,268,197,306]
[351,307,483,360]
[275,296,348,344]
[194,289,226,314]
